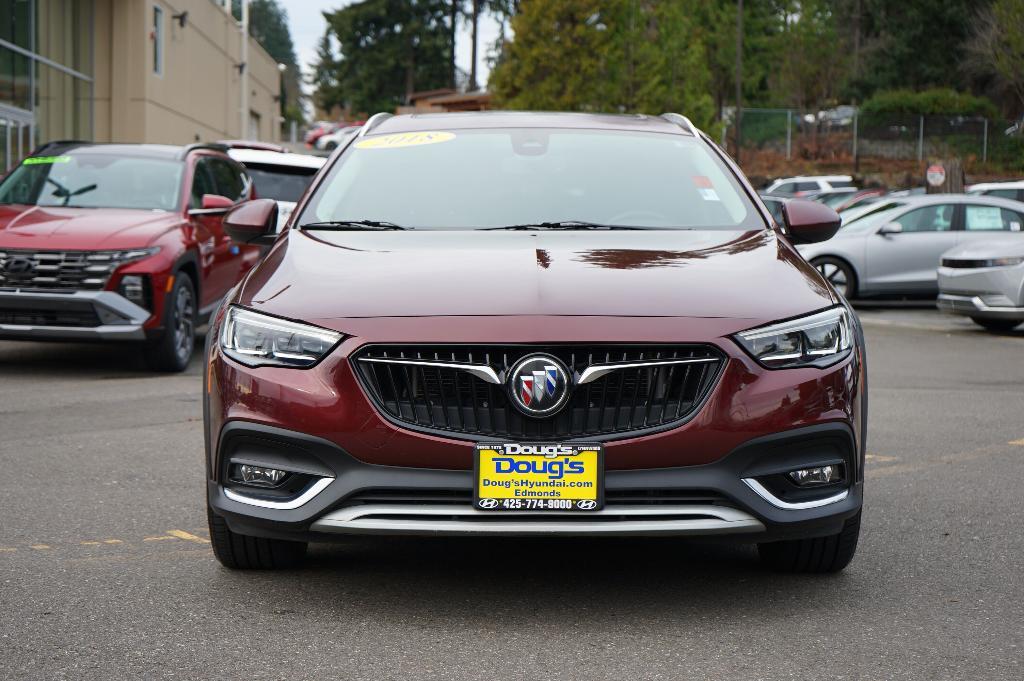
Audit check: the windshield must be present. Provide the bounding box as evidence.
[299,128,764,230]
[0,154,184,211]
[244,163,319,203]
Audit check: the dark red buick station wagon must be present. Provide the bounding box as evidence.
[204,112,865,573]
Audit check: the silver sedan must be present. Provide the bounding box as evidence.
[796,194,1024,298]
[937,236,1024,331]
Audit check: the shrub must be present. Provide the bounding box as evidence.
[860,88,999,118]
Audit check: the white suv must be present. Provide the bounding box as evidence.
[764,175,855,196]
[220,142,326,231]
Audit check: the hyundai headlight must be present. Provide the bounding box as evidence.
[220,306,343,368]
[735,307,852,369]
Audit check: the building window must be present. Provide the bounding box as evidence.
[153,6,164,76]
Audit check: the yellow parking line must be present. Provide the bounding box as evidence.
[167,530,210,544]
[30,544,50,550]
[80,541,102,546]
[0,548,15,553]
[143,536,175,542]
[103,539,123,545]
[1009,438,1024,446]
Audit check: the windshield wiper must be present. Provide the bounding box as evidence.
[300,219,407,231]
[47,179,98,207]
[481,221,645,231]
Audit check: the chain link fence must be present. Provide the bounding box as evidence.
[722,108,1024,178]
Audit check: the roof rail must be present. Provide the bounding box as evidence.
[358,112,393,138]
[29,139,91,156]
[179,142,229,159]
[660,113,701,137]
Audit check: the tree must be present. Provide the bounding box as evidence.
[232,0,304,122]
[490,0,713,126]
[966,0,1024,115]
[319,0,454,115]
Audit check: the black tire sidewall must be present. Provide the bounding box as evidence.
[813,256,857,299]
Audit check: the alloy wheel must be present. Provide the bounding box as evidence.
[816,262,849,297]
[173,285,195,363]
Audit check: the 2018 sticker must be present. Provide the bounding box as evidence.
[23,156,71,165]
[355,131,456,150]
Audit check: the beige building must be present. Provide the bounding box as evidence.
[1,0,282,172]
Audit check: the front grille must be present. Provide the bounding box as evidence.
[339,488,729,508]
[0,305,102,327]
[0,249,118,290]
[353,344,724,440]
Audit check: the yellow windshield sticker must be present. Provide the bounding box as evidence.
[355,131,456,150]
[23,155,71,165]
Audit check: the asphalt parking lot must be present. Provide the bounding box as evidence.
[1,305,1022,680]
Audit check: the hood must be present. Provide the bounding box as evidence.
[942,236,1024,260]
[0,204,182,250]
[241,229,835,325]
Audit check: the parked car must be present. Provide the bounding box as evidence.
[798,194,1024,298]
[763,175,855,196]
[205,111,864,574]
[937,237,1024,331]
[315,124,362,152]
[967,180,1024,202]
[805,187,859,208]
[220,141,325,231]
[303,121,338,148]
[0,141,261,371]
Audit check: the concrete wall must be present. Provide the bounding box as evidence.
[93,0,281,144]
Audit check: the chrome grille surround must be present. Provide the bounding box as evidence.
[0,248,148,291]
[353,344,725,441]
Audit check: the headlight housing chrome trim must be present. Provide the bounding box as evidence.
[734,306,853,369]
[220,306,344,368]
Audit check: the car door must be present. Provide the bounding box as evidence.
[189,157,241,309]
[959,203,1024,247]
[863,203,959,294]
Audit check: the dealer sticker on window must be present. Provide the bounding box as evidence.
[474,443,604,512]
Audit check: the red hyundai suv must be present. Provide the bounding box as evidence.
[205,112,866,573]
[0,142,262,371]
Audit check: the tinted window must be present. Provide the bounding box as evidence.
[208,158,246,201]
[0,153,183,210]
[819,192,855,208]
[981,189,1020,200]
[302,129,765,230]
[795,182,819,192]
[964,204,1024,232]
[190,159,217,209]
[244,164,318,203]
[893,205,954,233]
[829,180,855,188]
[773,182,797,194]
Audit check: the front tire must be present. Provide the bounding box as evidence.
[757,511,861,573]
[143,273,196,372]
[970,317,1022,332]
[208,506,308,570]
[812,257,857,299]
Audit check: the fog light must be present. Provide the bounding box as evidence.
[235,464,288,487]
[118,275,150,309]
[788,464,843,486]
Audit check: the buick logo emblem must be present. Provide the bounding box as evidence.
[478,498,498,509]
[1,257,35,278]
[507,354,571,417]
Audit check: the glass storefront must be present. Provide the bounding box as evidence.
[0,0,94,171]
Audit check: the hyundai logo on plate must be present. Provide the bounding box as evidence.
[507,354,572,417]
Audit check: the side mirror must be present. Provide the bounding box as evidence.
[223,198,278,244]
[188,194,234,216]
[782,198,841,244]
[877,222,903,236]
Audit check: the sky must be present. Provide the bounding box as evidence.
[277,0,501,102]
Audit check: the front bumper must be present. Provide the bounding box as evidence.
[937,293,1024,320]
[208,421,863,542]
[0,289,151,341]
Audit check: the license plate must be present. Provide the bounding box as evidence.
[474,443,604,512]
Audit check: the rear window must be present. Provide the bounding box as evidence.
[300,129,764,231]
[245,163,319,203]
[829,180,855,188]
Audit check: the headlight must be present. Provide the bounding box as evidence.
[220,306,343,368]
[735,307,852,369]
